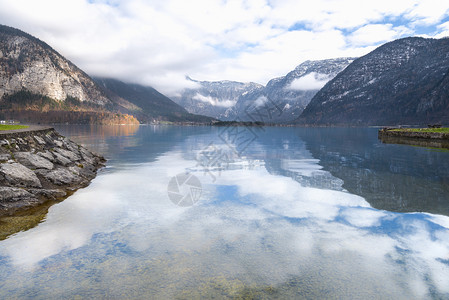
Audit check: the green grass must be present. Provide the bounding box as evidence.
[391,128,449,133]
[0,124,29,131]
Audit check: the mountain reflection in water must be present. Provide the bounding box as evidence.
[0,125,447,299]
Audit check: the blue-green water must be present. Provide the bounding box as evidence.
[1,125,449,299]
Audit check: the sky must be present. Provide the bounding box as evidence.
[1,0,449,95]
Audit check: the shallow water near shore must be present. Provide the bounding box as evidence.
[0,125,448,299]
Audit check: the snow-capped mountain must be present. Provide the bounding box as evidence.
[245,57,356,123]
[296,37,449,126]
[172,58,355,123]
[171,78,264,120]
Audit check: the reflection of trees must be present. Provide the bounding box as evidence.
[55,125,211,167]
[379,135,449,150]
[87,124,140,138]
[300,128,449,216]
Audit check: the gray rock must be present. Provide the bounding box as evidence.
[81,169,95,179]
[27,188,66,200]
[54,140,63,147]
[0,139,10,146]
[68,165,81,176]
[79,146,100,165]
[34,135,46,145]
[54,147,81,161]
[0,186,36,202]
[79,146,93,157]
[37,150,55,162]
[44,134,54,144]
[0,153,11,161]
[44,168,81,185]
[77,161,96,177]
[52,151,72,166]
[68,164,97,180]
[63,138,80,153]
[0,162,42,188]
[14,152,54,170]
[81,161,96,171]
[33,169,50,176]
[80,152,95,165]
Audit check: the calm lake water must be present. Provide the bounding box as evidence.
[1,125,449,299]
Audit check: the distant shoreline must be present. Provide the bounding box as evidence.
[378,127,449,149]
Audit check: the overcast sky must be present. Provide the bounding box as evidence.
[1,0,449,95]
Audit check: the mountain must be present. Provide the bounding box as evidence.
[171,78,264,120]
[265,58,356,121]
[238,58,356,123]
[173,58,354,123]
[95,78,214,123]
[0,25,212,124]
[0,24,140,124]
[296,37,449,126]
[0,26,109,105]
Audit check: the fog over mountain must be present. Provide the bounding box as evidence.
[0,25,213,124]
[173,58,355,123]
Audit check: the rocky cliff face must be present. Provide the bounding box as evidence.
[172,59,354,123]
[0,25,209,124]
[0,127,105,216]
[296,37,449,126]
[0,25,110,105]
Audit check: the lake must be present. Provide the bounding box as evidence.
[0,125,448,299]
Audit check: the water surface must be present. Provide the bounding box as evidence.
[0,125,448,299]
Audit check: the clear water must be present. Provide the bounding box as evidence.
[1,125,448,299]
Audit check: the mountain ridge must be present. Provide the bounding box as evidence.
[0,24,213,124]
[296,37,449,126]
[0,24,139,124]
[0,24,110,105]
[172,77,264,120]
[94,77,215,123]
[172,58,355,123]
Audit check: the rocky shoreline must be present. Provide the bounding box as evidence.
[0,126,105,216]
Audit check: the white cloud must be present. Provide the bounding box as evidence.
[254,95,268,107]
[347,24,414,46]
[341,208,387,227]
[406,0,449,26]
[0,0,448,95]
[1,141,449,298]
[288,72,332,90]
[192,93,236,108]
[434,21,449,38]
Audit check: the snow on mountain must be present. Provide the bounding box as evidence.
[172,58,355,123]
[297,37,449,126]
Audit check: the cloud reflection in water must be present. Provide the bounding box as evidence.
[0,127,448,299]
